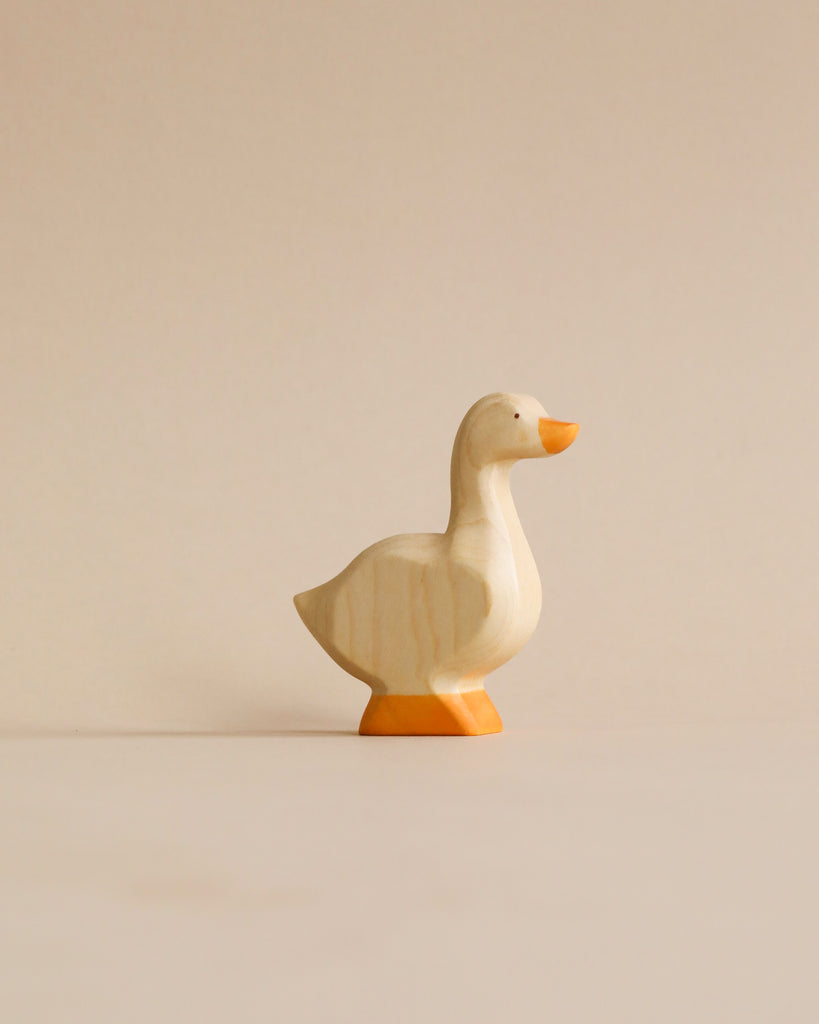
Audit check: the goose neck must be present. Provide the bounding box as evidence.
[446,442,515,534]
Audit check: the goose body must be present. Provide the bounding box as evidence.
[294,393,578,735]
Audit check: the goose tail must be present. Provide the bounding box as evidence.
[293,587,319,632]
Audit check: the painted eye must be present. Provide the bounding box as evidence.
[514,413,520,419]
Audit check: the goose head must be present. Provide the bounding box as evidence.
[459,393,579,466]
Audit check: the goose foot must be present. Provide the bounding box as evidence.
[358,691,503,736]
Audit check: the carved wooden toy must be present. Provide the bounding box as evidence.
[294,393,578,736]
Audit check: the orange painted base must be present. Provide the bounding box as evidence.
[359,691,503,736]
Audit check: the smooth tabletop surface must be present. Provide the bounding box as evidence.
[3,722,816,1023]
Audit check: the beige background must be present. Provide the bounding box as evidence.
[2,2,817,1021]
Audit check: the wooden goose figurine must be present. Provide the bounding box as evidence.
[294,393,578,735]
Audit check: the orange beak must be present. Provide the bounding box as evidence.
[538,418,579,454]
